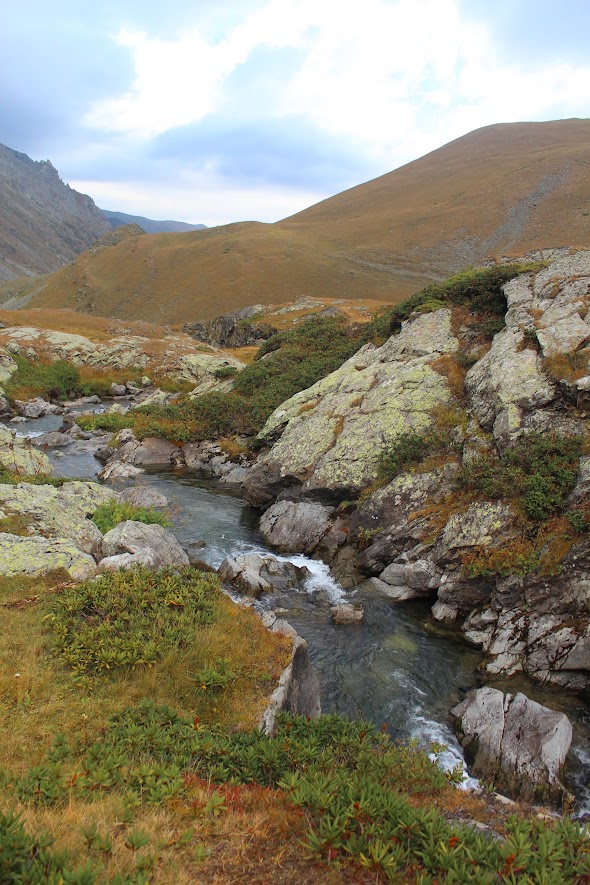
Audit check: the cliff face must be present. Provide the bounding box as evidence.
[0,142,110,281]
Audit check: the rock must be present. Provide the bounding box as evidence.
[184,305,276,348]
[33,431,73,448]
[218,556,272,597]
[452,687,573,804]
[141,376,151,387]
[0,437,53,476]
[431,600,459,622]
[108,433,180,467]
[330,603,364,624]
[0,394,13,416]
[0,533,96,579]
[259,500,335,555]
[259,616,321,735]
[14,398,60,418]
[98,461,145,481]
[117,486,169,509]
[244,310,458,504]
[0,480,113,557]
[0,348,17,385]
[110,382,127,396]
[218,552,310,597]
[100,521,189,568]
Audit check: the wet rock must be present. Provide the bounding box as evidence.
[98,461,145,481]
[259,500,335,555]
[452,687,572,804]
[100,521,189,569]
[14,397,60,418]
[33,431,73,448]
[0,533,96,579]
[110,382,127,396]
[218,553,311,597]
[330,603,364,624]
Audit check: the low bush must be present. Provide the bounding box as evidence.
[5,355,80,401]
[91,500,170,534]
[45,567,219,680]
[458,432,581,522]
[15,703,590,883]
[378,429,450,484]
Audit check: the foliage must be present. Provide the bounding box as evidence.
[362,263,544,343]
[91,500,170,534]
[15,703,590,883]
[458,432,582,522]
[45,567,219,680]
[378,429,450,484]
[5,355,80,401]
[0,464,66,486]
[0,810,95,884]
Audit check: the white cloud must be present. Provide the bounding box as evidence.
[70,173,327,227]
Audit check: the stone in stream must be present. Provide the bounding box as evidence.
[330,603,364,624]
[117,486,169,509]
[218,553,311,598]
[33,431,73,448]
[451,687,573,805]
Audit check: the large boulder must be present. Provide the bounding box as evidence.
[0,432,53,476]
[0,481,113,557]
[218,553,311,597]
[99,521,189,570]
[244,310,458,505]
[0,533,96,579]
[259,500,335,555]
[452,687,572,804]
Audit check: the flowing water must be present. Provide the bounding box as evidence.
[5,410,590,810]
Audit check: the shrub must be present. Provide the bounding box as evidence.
[5,355,80,401]
[378,429,450,483]
[91,499,170,534]
[45,567,219,679]
[459,432,581,522]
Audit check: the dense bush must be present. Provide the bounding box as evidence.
[459,432,582,522]
[91,500,170,533]
[45,567,219,679]
[4,355,80,401]
[378,429,450,483]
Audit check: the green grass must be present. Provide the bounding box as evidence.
[91,501,170,534]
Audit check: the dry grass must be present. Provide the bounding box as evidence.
[4,121,589,325]
[431,354,467,400]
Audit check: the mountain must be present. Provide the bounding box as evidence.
[102,209,206,234]
[2,119,589,323]
[0,142,110,282]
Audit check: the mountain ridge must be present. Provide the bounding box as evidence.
[2,119,589,322]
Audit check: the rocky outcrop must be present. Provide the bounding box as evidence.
[184,305,276,348]
[244,310,458,505]
[0,325,245,389]
[0,427,53,476]
[0,480,112,557]
[0,533,96,579]
[452,687,572,804]
[99,521,190,570]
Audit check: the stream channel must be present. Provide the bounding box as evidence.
[7,409,590,813]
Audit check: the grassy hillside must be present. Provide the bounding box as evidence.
[2,119,589,323]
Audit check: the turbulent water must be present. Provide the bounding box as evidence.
[6,411,590,809]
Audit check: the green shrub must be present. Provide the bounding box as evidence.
[5,355,80,401]
[378,429,450,483]
[45,567,219,679]
[17,702,590,882]
[0,810,95,883]
[91,500,170,534]
[459,432,582,522]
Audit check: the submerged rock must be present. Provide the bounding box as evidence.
[330,603,364,624]
[452,687,572,805]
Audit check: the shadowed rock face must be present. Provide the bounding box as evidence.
[452,687,572,805]
[0,142,110,282]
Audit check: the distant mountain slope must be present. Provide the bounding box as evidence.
[102,209,206,234]
[3,119,589,323]
[0,143,110,282]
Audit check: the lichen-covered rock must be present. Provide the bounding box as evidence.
[0,435,53,476]
[0,347,17,385]
[219,553,310,597]
[117,486,169,509]
[14,397,61,418]
[244,310,458,504]
[452,687,572,804]
[0,533,96,579]
[100,521,189,568]
[33,431,73,448]
[0,480,112,556]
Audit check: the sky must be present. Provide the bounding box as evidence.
[1,0,589,226]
